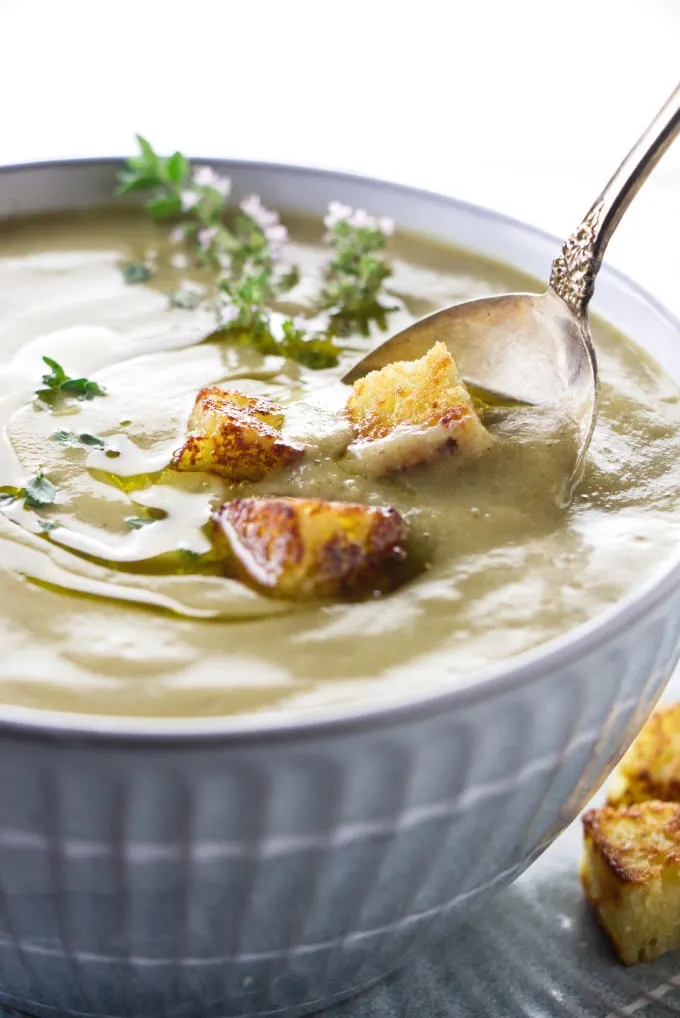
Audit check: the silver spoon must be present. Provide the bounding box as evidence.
[343,82,680,487]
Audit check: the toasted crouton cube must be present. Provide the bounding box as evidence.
[607,705,680,807]
[581,801,680,964]
[172,386,303,482]
[345,341,493,476]
[212,496,407,599]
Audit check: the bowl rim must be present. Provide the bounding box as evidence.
[1,154,679,745]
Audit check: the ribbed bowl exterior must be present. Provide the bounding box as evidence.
[0,160,679,1018]
[0,592,677,1018]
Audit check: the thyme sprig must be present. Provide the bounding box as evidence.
[321,201,397,336]
[117,137,397,367]
[0,472,57,510]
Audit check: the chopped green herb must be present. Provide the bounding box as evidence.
[38,519,59,533]
[0,475,58,513]
[42,356,69,390]
[78,433,107,449]
[169,287,203,310]
[23,472,58,509]
[53,429,76,445]
[121,261,153,284]
[62,378,107,399]
[125,516,156,530]
[38,357,106,402]
[52,430,107,450]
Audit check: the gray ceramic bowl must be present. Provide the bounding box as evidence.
[1,159,680,1018]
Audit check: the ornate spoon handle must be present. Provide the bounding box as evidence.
[549,81,680,317]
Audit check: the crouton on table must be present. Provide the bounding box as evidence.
[172,386,303,482]
[607,704,680,807]
[345,341,493,476]
[212,496,407,599]
[581,801,680,965]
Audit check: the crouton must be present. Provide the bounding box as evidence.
[345,341,493,476]
[607,705,680,808]
[172,386,303,482]
[581,801,680,964]
[212,496,407,599]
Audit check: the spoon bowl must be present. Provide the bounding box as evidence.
[344,81,680,493]
[343,290,599,484]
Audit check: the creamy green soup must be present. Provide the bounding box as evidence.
[0,208,679,718]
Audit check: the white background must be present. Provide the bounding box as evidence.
[0,0,678,311]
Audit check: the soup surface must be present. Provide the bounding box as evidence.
[0,209,679,718]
